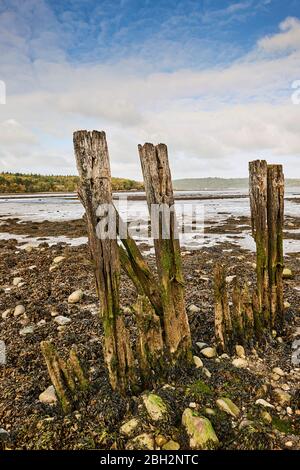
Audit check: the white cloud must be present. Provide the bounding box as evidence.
[258,17,300,53]
[0,5,300,178]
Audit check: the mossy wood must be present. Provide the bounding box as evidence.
[138,143,192,361]
[73,130,136,392]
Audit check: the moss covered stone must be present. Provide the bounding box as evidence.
[142,393,168,422]
[216,398,240,418]
[182,408,219,450]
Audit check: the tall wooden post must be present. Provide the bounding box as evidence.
[138,143,191,361]
[249,160,284,330]
[267,165,284,327]
[249,160,269,325]
[73,130,136,392]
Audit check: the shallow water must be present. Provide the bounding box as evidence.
[1,189,300,253]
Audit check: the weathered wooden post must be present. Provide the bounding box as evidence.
[214,264,230,351]
[41,341,89,414]
[138,143,192,361]
[267,165,284,327]
[134,295,164,386]
[249,160,284,330]
[249,160,269,325]
[73,130,136,392]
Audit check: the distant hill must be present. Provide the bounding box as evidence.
[173,177,300,191]
[0,172,144,194]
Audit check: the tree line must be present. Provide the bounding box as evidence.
[0,172,144,193]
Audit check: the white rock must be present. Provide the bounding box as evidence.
[193,356,203,368]
[285,441,293,448]
[201,347,216,358]
[216,398,240,418]
[68,290,83,304]
[196,341,207,350]
[283,268,293,279]
[220,353,230,360]
[39,385,57,404]
[188,304,200,314]
[284,301,291,309]
[120,418,140,437]
[232,358,247,368]
[49,265,58,272]
[53,256,65,264]
[235,345,245,358]
[13,277,23,286]
[189,402,197,409]
[24,244,34,253]
[226,275,236,284]
[203,367,212,378]
[2,309,11,320]
[19,325,34,336]
[255,399,274,409]
[14,305,25,317]
[54,316,71,326]
[272,367,284,377]
[37,319,46,326]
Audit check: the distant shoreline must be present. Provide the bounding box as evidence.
[0,191,249,201]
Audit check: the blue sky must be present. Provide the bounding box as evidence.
[0,0,300,178]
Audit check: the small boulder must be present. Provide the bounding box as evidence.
[126,433,154,450]
[261,411,272,424]
[255,399,274,409]
[155,435,168,447]
[235,345,245,358]
[193,356,203,368]
[13,277,23,286]
[182,408,219,450]
[24,244,34,253]
[19,325,34,336]
[49,265,58,273]
[54,316,71,326]
[216,398,240,418]
[232,358,247,368]
[2,309,11,320]
[283,268,293,279]
[142,393,168,422]
[196,341,207,350]
[203,367,212,378]
[39,385,57,404]
[272,389,291,406]
[120,418,140,437]
[272,367,284,377]
[162,440,180,450]
[188,304,201,314]
[68,290,83,304]
[14,305,25,317]
[53,256,65,264]
[201,347,216,358]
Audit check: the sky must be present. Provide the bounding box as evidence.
[0,0,300,180]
